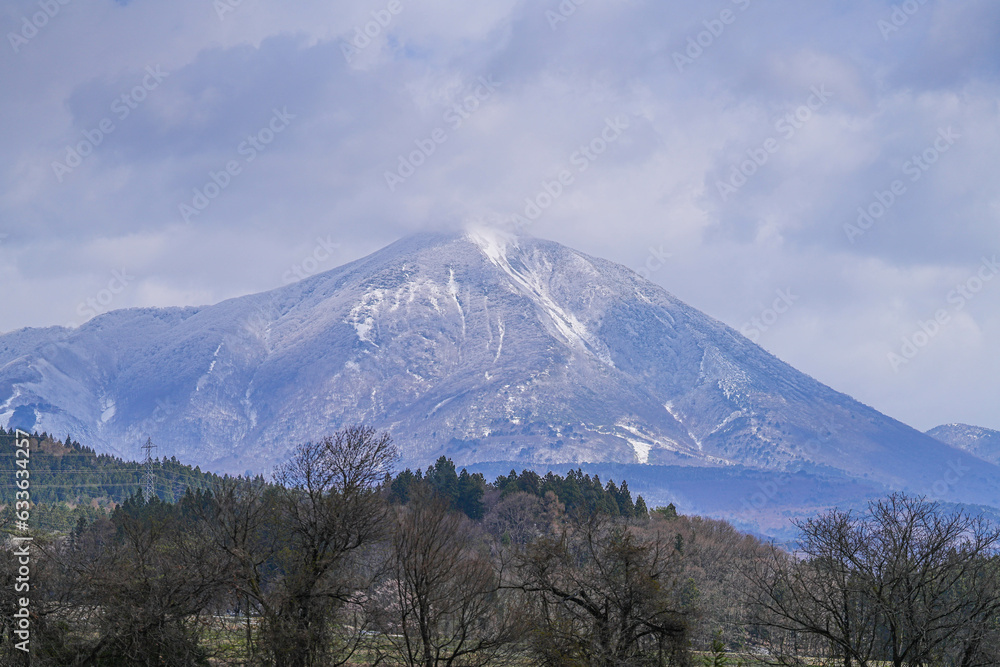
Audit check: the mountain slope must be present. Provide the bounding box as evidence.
[928,424,1000,466]
[1,230,996,509]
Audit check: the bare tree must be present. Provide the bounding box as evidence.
[748,493,1000,667]
[195,478,280,664]
[668,514,775,654]
[515,515,690,667]
[34,495,226,666]
[372,489,524,667]
[267,426,397,667]
[484,491,564,547]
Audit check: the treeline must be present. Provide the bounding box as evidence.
[0,428,243,532]
[0,427,998,666]
[388,456,652,521]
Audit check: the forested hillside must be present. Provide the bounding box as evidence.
[0,428,234,532]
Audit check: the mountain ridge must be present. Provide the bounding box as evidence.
[1,230,996,512]
[927,423,1000,466]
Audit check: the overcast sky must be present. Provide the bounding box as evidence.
[1,0,998,433]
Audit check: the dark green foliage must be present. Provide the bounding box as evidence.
[495,468,541,497]
[0,428,242,533]
[389,467,422,504]
[634,495,649,519]
[702,630,730,666]
[456,469,485,520]
[391,459,644,522]
[425,456,459,500]
[536,468,639,519]
[388,456,487,520]
[655,502,679,519]
[19,491,218,666]
[0,428,228,502]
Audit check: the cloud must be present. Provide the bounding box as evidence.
[1,0,998,432]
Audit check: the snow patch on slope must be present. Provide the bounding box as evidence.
[448,268,466,340]
[626,438,652,464]
[348,290,384,346]
[197,343,224,392]
[348,277,464,346]
[665,401,703,450]
[466,228,611,364]
[615,420,657,463]
[0,386,22,412]
[709,410,744,436]
[100,398,116,423]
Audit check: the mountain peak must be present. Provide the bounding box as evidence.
[927,423,1000,466]
[2,234,999,514]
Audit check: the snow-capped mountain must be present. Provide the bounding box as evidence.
[927,424,1000,466]
[2,230,998,508]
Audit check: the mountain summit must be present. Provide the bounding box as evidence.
[2,230,996,507]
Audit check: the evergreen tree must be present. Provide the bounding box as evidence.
[390,468,421,505]
[455,469,485,520]
[634,495,649,519]
[425,456,459,503]
[615,480,636,517]
[655,503,678,520]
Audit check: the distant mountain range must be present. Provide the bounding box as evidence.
[2,230,998,526]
